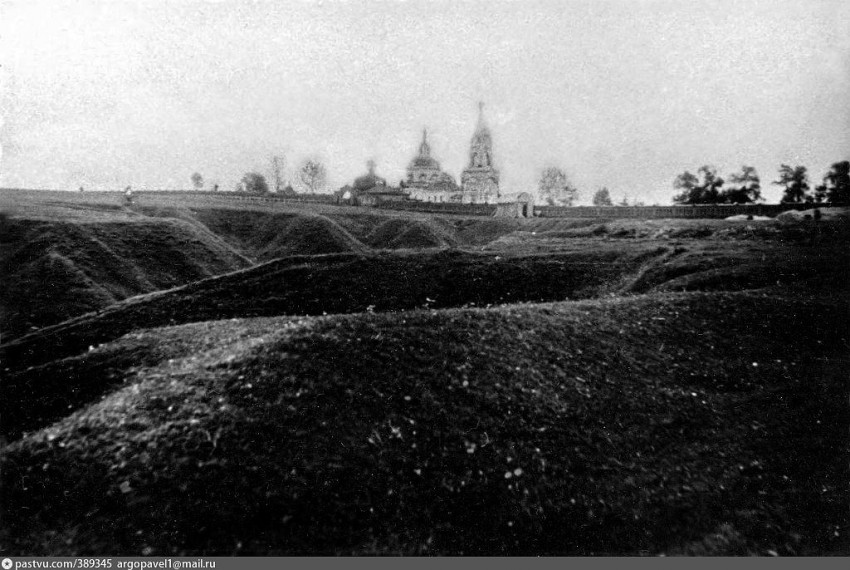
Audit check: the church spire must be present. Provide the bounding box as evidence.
[474,101,490,138]
[418,128,431,157]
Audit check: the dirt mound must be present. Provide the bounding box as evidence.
[2,292,846,555]
[186,209,367,260]
[0,246,695,372]
[7,233,848,373]
[0,218,251,339]
[365,218,457,249]
[260,215,367,258]
[620,240,850,295]
[776,206,850,223]
[725,214,772,221]
[439,218,521,246]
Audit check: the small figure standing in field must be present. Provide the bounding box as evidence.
[124,186,133,205]
[79,186,84,192]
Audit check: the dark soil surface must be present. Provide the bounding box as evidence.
[7,232,846,377]
[2,189,848,556]
[4,189,847,340]
[0,217,250,340]
[2,292,847,555]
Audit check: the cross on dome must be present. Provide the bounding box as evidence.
[419,128,431,157]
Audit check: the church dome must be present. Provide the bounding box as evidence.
[409,155,440,169]
[353,160,386,191]
[408,129,441,170]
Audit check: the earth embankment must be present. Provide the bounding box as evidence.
[2,292,847,555]
[0,217,251,340]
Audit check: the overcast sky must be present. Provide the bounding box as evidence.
[1,0,848,203]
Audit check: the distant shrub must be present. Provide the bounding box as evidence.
[239,172,269,194]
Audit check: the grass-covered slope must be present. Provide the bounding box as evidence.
[4,191,846,346]
[4,232,846,375]
[2,292,847,555]
[0,217,251,339]
[0,245,694,373]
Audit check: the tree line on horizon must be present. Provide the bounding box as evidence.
[235,158,328,195]
[537,166,642,208]
[188,158,850,207]
[187,156,329,195]
[672,161,850,206]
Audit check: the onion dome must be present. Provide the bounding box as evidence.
[353,160,387,191]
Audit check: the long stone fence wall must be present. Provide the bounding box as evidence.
[4,188,840,219]
[375,200,498,216]
[377,200,830,219]
[534,203,819,219]
[134,189,340,204]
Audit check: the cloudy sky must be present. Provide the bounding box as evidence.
[1,0,848,203]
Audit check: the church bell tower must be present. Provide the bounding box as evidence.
[460,102,500,203]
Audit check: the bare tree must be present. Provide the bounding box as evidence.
[537,166,578,206]
[298,159,328,194]
[271,155,286,193]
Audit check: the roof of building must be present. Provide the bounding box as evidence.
[361,185,408,196]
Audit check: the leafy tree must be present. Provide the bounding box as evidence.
[821,160,850,204]
[812,184,828,204]
[298,159,328,193]
[722,165,761,204]
[592,187,613,206]
[240,172,269,194]
[774,164,809,203]
[672,170,699,204]
[190,172,204,190]
[618,195,629,207]
[538,166,579,206]
[672,166,724,204]
[697,166,724,204]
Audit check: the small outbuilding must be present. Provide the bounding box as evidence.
[493,192,535,218]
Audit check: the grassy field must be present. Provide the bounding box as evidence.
[1,189,848,555]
